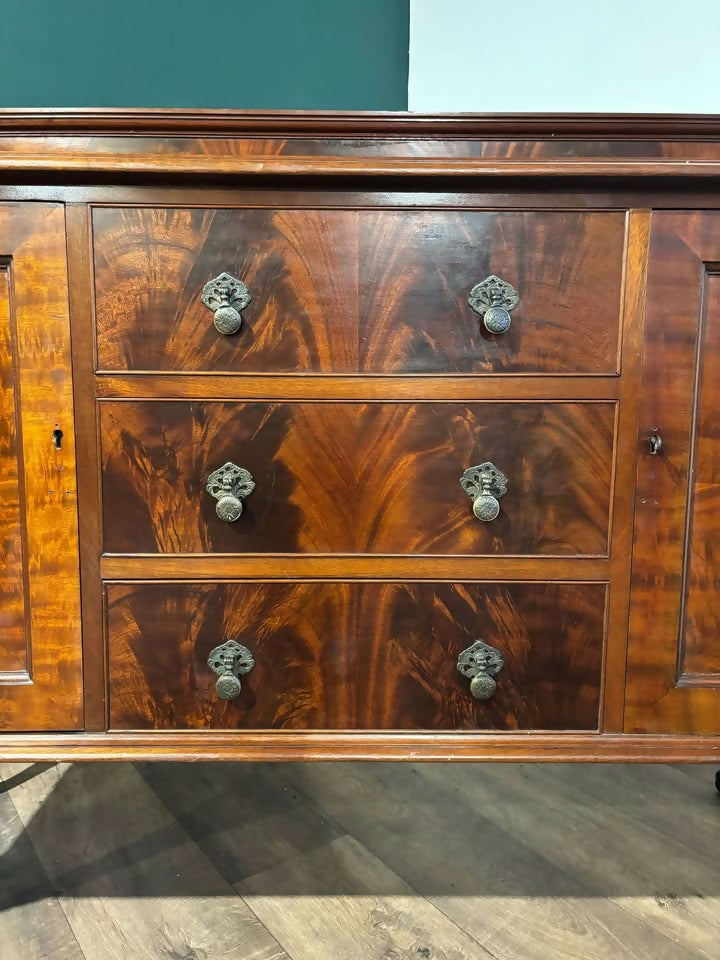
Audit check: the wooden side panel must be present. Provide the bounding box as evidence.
[626,212,720,734]
[99,400,615,557]
[92,208,625,375]
[0,266,26,673]
[0,203,83,731]
[106,581,606,732]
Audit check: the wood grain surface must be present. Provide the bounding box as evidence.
[0,731,718,763]
[0,204,83,732]
[0,265,27,674]
[99,400,615,557]
[17,134,720,160]
[92,208,625,374]
[106,580,606,732]
[683,273,720,677]
[9,153,720,179]
[626,212,720,734]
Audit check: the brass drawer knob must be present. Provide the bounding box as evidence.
[206,461,255,522]
[468,274,519,334]
[208,640,255,700]
[460,461,508,521]
[201,271,251,335]
[457,640,504,700]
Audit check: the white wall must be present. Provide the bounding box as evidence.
[409,0,720,113]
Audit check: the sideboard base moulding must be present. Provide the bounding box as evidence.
[0,734,718,765]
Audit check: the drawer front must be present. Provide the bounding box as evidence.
[93,207,625,374]
[106,581,606,731]
[100,401,615,556]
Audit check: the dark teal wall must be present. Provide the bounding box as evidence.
[0,1,409,109]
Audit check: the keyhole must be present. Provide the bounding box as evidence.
[52,426,63,450]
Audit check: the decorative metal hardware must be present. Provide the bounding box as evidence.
[200,271,251,335]
[206,461,255,522]
[52,425,63,450]
[457,640,504,700]
[207,640,255,700]
[460,462,508,522]
[468,275,519,334]
[648,431,663,455]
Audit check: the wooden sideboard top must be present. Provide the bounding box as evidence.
[3,110,720,178]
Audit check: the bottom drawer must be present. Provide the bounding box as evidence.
[106,581,606,732]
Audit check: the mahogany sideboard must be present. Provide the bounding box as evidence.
[1,109,719,765]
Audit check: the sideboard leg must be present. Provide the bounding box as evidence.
[0,761,56,794]
[716,770,720,795]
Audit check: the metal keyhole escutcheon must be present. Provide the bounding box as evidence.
[648,430,663,455]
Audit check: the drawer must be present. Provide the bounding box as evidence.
[106,581,606,731]
[92,207,625,375]
[100,400,615,556]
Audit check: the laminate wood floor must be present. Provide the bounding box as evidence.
[0,762,717,960]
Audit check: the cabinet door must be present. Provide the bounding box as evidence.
[0,203,82,731]
[626,212,720,734]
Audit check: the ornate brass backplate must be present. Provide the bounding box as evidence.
[201,271,252,335]
[207,640,255,700]
[460,462,508,521]
[206,461,256,522]
[457,640,505,700]
[468,275,519,333]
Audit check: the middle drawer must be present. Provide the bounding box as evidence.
[100,401,615,556]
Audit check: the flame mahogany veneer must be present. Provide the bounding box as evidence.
[0,111,719,762]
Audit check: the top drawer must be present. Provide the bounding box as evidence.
[92,207,626,375]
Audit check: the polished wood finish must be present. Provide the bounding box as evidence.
[626,213,720,734]
[601,210,650,732]
[6,108,720,136]
[0,732,717,762]
[65,204,106,731]
[106,580,606,732]
[94,373,622,401]
[357,211,624,375]
[99,400,615,556]
[99,555,610,580]
[682,270,720,680]
[0,266,26,674]
[0,203,82,731]
[93,208,624,375]
[12,133,720,160]
[1,111,720,759]
[93,207,356,374]
[9,154,720,179]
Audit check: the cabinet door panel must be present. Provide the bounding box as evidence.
[0,203,82,731]
[626,212,720,734]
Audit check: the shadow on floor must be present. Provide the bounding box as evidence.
[1,760,718,908]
